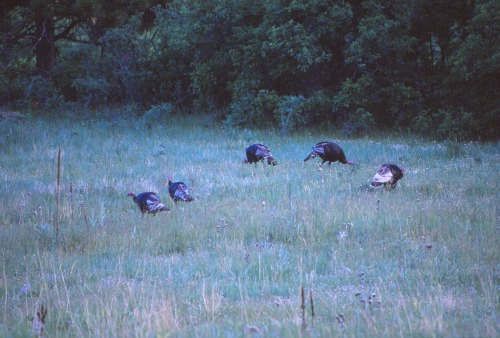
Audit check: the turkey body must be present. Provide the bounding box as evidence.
[244,143,277,165]
[371,164,404,189]
[168,176,194,202]
[304,141,354,167]
[128,192,169,216]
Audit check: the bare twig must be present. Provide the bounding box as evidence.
[56,149,61,242]
[310,289,315,328]
[336,313,345,327]
[33,304,47,335]
[301,286,306,330]
[33,19,47,49]
[81,203,90,237]
[69,182,73,219]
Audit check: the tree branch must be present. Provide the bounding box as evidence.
[62,36,102,46]
[54,19,83,41]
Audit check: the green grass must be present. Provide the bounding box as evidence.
[0,111,498,337]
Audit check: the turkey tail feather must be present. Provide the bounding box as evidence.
[150,202,169,212]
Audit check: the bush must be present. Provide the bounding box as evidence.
[412,107,480,141]
[435,108,480,141]
[274,95,305,136]
[226,91,309,136]
[412,110,432,134]
[72,77,111,107]
[143,102,173,123]
[343,108,375,136]
[226,90,279,128]
[300,91,334,125]
[23,75,63,109]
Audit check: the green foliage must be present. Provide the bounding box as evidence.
[226,89,279,127]
[0,51,34,104]
[23,75,64,108]
[413,108,481,141]
[333,75,377,133]
[144,102,173,117]
[345,108,376,136]
[71,77,111,106]
[226,91,306,135]
[261,20,331,75]
[444,0,500,139]
[275,95,305,136]
[142,102,173,128]
[299,90,334,125]
[341,1,422,131]
[102,17,156,105]
[53,44,100,103]
[412,110,433,135]
[1,0,499,140]
[435,108,480,141]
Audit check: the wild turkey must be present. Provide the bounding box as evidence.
[167,175,194,202]
[243,143,277,166]
[128,191,169,216]
[303,141,354,167]
[371,164,404,189]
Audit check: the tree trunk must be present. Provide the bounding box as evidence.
[34,12,55,78]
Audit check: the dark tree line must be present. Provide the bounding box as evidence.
[1,0,498,139]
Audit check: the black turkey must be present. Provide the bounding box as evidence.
[304,141,354,167]
[243,143,277,166]
[128,191,169,216]
[167,175,194,202]
[371,164,404,189]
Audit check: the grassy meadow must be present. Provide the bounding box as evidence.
[0,111,498,337]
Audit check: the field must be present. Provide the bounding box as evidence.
[0,111,498,337]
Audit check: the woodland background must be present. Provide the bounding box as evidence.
[1,0,499,140]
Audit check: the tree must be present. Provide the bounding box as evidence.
[445,0,499,138]
[337,0,421,131]
[1,0,160,78]
[0,0,497,139]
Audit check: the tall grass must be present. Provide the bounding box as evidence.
[0,111,498,337]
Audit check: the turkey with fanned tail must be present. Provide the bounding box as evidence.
[167,175,194,202]
[128,192,169,217]
[303,141,354,167]
[243,143,277,166]
[371,164,404,189]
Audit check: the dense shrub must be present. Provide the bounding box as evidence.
[1,0,498,140]
[226,90,280,128]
